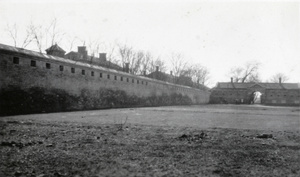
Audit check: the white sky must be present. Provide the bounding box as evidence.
[0,0,299,87]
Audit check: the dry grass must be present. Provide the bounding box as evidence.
[1,105,300,176]
[0,117,299,177]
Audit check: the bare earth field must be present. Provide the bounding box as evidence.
[0,104,299,177]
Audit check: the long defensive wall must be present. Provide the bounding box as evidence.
[0,43,210,115]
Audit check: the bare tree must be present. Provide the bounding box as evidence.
[106,45,119,64]
[190,64,210,86]
[170,53,188,83]
[49,17,58,46]
[229,61,260,83]
[140,52,152,74]
[6,22,33,48]
[170,53,188,76]
[229,67,243,82]
[118,43,142,74]
[6,18,66,52]
[247,72,261,83]
[149,57,167,73]
[269,73,289,83]
[28,21,44,53]
[21,28,33,48]
[180,64,210,87]
[133,51,145,74]
[44,17,66,47]
[118,43,133,67]
[66,36,80,52]
[87,40,101,57]
[6,23,18,47]
[133,51,167,75]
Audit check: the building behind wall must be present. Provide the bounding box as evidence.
[146,66,208,90]
[210,78,300,106]
[65,46,123,71]
[0,43,210,115]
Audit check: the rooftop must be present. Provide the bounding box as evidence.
[45,43,66,53]
[216,82,300,90]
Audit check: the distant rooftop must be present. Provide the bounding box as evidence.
[45,43,66,53]
[215,82,300,90]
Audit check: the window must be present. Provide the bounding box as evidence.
[46,63,51,69]
[100,73,102,78]
[71,68,75,73]
[121,76,123,81]
[127,78,129,82]
[137,80,139,84]
[146,82,148,85]
[132,79,134,83]
[114,75,117,80]
[91,71,94,76]
[107,74,110,79]
[13,57,19,64]
[142,81,144,85]
[30,60,36,67]
[59,65,64,71]
[82,70,85,75]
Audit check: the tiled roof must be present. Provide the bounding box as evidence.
[282,83,300,89]
[45,44,65,53]
[217,82,300,89]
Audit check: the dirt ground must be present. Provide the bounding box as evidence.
[0,104,299,177]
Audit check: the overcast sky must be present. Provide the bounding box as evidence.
[0,0,299,87]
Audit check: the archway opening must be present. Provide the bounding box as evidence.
[252,91,262,104]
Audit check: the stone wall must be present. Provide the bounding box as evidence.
[0,49,210,115]
[210,88,300,105]
[265,89,300,105]
[209,89,249,104]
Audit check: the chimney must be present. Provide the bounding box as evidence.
[231,77,233,83]
[143,71,146,76]
[170,71,173,75]
[125,63,129,73]
[99,53,107,61]
[156,66,159,72]
[78,46,87,60]
[78,46,86,54]
[279,77,282,84]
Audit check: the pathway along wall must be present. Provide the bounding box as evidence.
[0,46,210,116]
